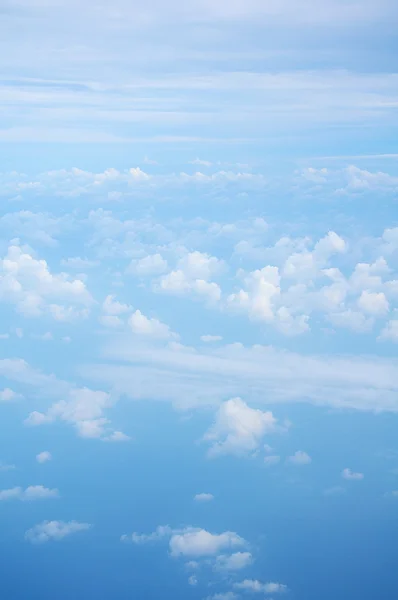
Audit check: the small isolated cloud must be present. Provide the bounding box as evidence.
[36,451,52,464]
[286,451,312,466]
[0,388,21,402]
[25,520,91,544]
[188,575,198,586]
[204,398,280,458]
[234,579,288,593]
[342,468,364,481]
[0,485,59,501]
[215,552,253,571]
[194,492,214,502]
[170,528,245,558]
[122,525,246,558]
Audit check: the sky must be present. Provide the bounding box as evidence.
[1,1,398,599]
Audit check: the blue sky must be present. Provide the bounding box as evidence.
[1,1,398,599]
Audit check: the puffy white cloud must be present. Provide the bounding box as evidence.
[36,451,52,463]
[102,294,131,315]
[342,468,364,480]
[122,525,246,558]
[204,398,280,457]
[0,388,21,402]
[234,579,288,593]
[157,251,223,305]
[357,291,389,316]
[0,244,93,319]
[128,310,177,339]
[379,319,398,341]
[105,431,131,442]
[188,575,198,586]
[170,528,245,557]
[287,451,312,466]
[0,485,59,501]
[194,492,214,502]
[128,253,168,275]
[215,552,253,571]
[25,520,91,543]
[25,387,113,440]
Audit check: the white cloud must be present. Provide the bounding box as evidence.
[235,579,288,593]
[0,388,21,402]
[128,310,177,339]
[25,387,113,440]
[169,528,245,557]
[87,337,398,413]
[0,485,59,501]
[128,253,168,275]
[122,525,246,558]
[204,398,280,457]
[102,294,131,315]
[194,492,214,502]
[287,451,312,466]
[357,291,389,316]
[379,319,398,341]
[106,430,131,442]
[0,244,93,319]
[201,335,223,343]
[215,552,253,571]
[36,451,52,463]
[25,520,91,543]
[157,251,223,305]
[121,525,173,544]
[342,468,364,481]
[188,575,198,586]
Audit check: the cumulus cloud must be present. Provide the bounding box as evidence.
[194,492,214,502]
[215,552,253,571]
[25,520,91,543]
[341,468,364,480]
[157,251,223,305]
[128,253,168,275]
[287,451,312,466]
[0,485,59,501]
[0,244,93,320]
[128,310,177,339]
[36,451,52,463]
[204,398,280,457]
[169,528,245,557]
[122,525,246,558]
[102,295,132,315]
[0,388,21,402]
